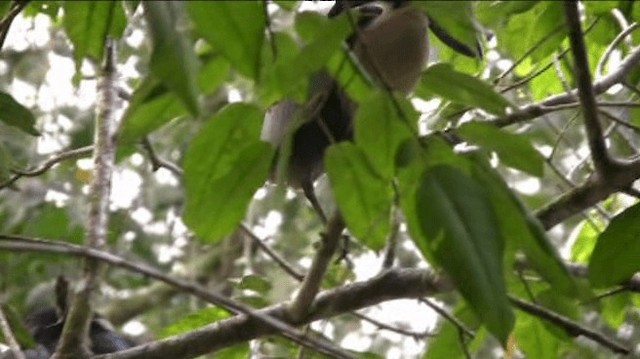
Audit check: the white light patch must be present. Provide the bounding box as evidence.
[129,153,144,166]
[153,168,179,186]
[227,88,242,103]
[131,207,152,225]
[254,210,283,238]
[514,177,541,195]
[45,189,70,206]
[110,169,142,209]
[122,320,147,336]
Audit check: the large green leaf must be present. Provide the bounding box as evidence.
[144,2,200,116]
[414,1,480,58]
[187,1,265,81]
[458,121,544,177]
[588,202,640,287]
[183,104,273,243]
[261,12,351,104]
[354,93,415,179]
[421,63,512,116]
[415,165,513,343]
[325,143,393,251]
[63,2,126,65]
[0,92,38,136]
[119,77,188,144]
[469,155,576,296]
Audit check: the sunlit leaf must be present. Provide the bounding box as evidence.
[63,1,126,66]
[119,77,188,143]
[144,2,200,116]
[354,93,415,179]
[183,104,273,243]
[458,121,544,177]
[325,143,393,250]
[421,63,512,116]
[187,1,265,81]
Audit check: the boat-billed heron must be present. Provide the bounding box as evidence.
[261,0,473,221]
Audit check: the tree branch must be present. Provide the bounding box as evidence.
[289,211,345,321]
[563,0,612,175]
[509,296,630,355]
[0,235,353,359]
[492,45,640,128]
[53,39,119,359]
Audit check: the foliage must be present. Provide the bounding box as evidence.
[1,1,640,358]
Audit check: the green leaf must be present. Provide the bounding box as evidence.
[514,312,562,358]
[415,165,513,343]
[469,155,576,296]
[570,220,600,263]
[354,93,415,179]
[63,2,126,65]
[235,274,272,294]
[160,306,230,338]
[421,63,512,116]
[198,56,231,94]
[588,202,640,287]
[119,77,188,143]
[261,13,350,103]
[183,104,274,243]
[0,92,39,136]
[325,143,393,250]
[458,121,545,177]
[414,1,480,58]
[187,1,265,81]
[0,143,11,181]
[144,2,200,116]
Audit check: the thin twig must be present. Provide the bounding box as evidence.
[0,305,25,359]
[0,146,93,190]
[419,298,475,339]
[0,234,356,359]
[595,22,639,78]
[564,1,613,175]
[140,137,184,177]
[509,295,630,355]
[239,223,304,281]
[289,211,345,321]
[0,1,29,51]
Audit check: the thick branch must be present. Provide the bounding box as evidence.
[536,158,640,229]
[53,40,119,359]
[563,0,611,174]
[0,235,353,359]
[493,45,640,128]
[289,211,345,321]
[95,269,449,359]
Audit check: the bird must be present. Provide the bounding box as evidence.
[261,0,476,221]
[0,306,133,359]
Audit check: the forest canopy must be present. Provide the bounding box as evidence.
[1,1,640,358]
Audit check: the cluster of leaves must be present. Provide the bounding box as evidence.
[1,1,640,358]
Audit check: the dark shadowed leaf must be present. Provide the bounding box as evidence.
[415,165,513,343]
[187,1,265,81]
[469,155,576,296]
[589,202,640,287]
[183,104,274,243]
[458,121,544,177]
[421,63,512,116]
[325,143,393,250]
[0,92,39,136]
[144,2,200,116]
